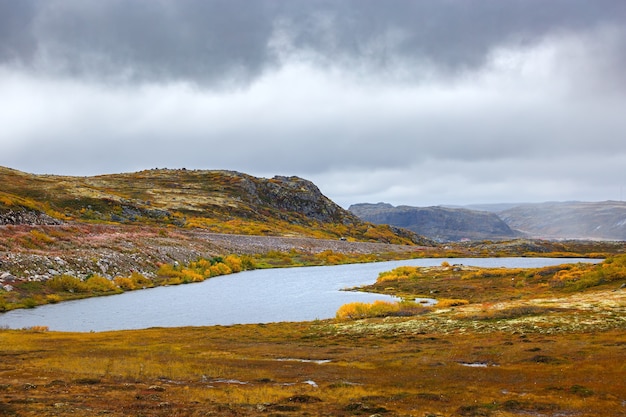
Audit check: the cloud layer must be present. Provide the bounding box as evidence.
[1,1,625,207]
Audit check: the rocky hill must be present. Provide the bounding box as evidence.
[0,166,427,245]
[499,201,626,240]
[349,203,520,242]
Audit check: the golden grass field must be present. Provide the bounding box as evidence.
[1,258,625,417]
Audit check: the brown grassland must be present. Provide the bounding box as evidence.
[1,256,625,416]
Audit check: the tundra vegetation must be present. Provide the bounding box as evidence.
[1,166,625,415]
[1,254,624,416]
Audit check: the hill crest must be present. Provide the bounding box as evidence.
[349,202,520,242]
[0,166,428,245]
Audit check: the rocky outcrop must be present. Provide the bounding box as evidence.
[0,209,63,226]
[254,176,360,224]
[349,203,520,242]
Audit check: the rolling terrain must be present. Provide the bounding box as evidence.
[0,166,435,309]
[499,201,626,240]
[351,201,626,241]
[0,166,426,245]
[349,203,520,242]
[1,167,625,416]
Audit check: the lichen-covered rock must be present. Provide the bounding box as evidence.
[0,209,63,226]
[255,176,360,224]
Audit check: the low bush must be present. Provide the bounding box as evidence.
[336,300,429,321]
[47,274,86,293]
[85,274,118,293]
[435,298,470,308]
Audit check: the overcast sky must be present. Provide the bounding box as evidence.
[1,0,625,208]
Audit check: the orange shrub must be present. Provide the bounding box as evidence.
[435,298,469,308]
[336,300,429,321]
[224,255,243,272]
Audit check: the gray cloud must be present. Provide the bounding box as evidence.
[1,1,625,207]
[2,0,625,87]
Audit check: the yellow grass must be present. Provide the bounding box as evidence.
[1,275,624,417]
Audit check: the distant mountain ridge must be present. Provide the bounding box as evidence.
[350,201,626,242]
[349,203,520,242]
[499,201,626,240]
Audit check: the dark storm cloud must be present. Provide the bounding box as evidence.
[1,0,276,85]
[1,0,625,86]
[1,0,625,207]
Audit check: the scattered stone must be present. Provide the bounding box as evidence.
[0,272,16,282]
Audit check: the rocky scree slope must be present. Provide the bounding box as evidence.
[0,166,434,287]
[350,203,520,242]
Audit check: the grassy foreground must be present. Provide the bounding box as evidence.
[0,318,624,416]
[1,274,625,416]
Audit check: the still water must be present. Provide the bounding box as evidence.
[0,257,599,332]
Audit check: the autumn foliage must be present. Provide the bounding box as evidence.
[155,255,246,285]
[336,299,429,320]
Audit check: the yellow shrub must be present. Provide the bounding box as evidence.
[336,300,428,320]
[47,274,86,293]
[316,250,347,265]
[376,266,420,283]
[209,263,232,277]
[129,272,152,288]
[224,255,243,272]
[435,298,470,308]
[85,274,118,292]
[157,263,182,280]
[114,276,135,290]
[180,269,204,283]
[46,294,62,304]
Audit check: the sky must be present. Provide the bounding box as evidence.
[1,0,625,208]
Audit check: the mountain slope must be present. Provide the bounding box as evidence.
[349,203,520,242]
[0,166,428,245]
[499,201,626,240]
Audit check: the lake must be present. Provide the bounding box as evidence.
[0,257,599,332]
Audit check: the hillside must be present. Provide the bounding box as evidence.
[499,201,626,240]
[349,203,520,242]
[0,166,426,245]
